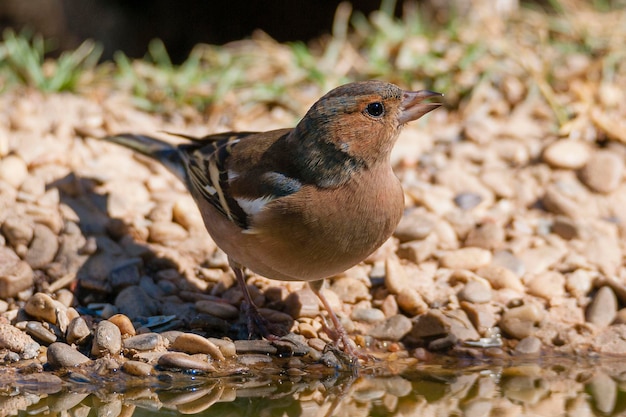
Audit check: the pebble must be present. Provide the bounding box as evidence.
[518,245,565,275]
[0,154,28,188]
[526,271,565,300]
[66,317,91,345]
[514,336,542,355]
[107,313,136,336]
[157,352,216,372]
[580,150,624,193]
[170,333,225,360]
[207,337,237,357]
[369,315,412,341]
[124,333,165,351]
[24,292,59,324]
[542,140,590,169]
[148,222,189,245]
[0,323,39,354]
[47,342,90,368]
[122,360,154,376]
[588,372,617,414]
[393,209,435,242]
[284,288,320,319]
[500,303,544,339]
[91,320,122,357]
[464,222,505,250]
[453,192,483,210]
[491,250,526,277]
[24,224,59,269]
[234,339,278,355]
[114,285,160,319]
[586,286,617,327]
[0,247,34,298]
[551,216,579,240]
[1,216,34,248]
[384,256,412,294]
[458,281,492,304]
[440,247,492,270]
[195,300,240,320]
[330,277,370,304]
[25,321,57,345]
[108,259,142,290]
[351,307,385,323]
[396,288,428,316]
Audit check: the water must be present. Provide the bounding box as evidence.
[4,357,626,416]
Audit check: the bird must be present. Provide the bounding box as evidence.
[102,80,442,360]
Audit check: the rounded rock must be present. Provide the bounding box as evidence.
[157,352,215,372]
[458,281,492,304]
[500,303,544,339]
[514,336,542,355]
[122,360,154,376]
[195,300,240,320]
[0,154,28,188]
[543,140,590,169]
[586,286,617,327]
[123,333,165,351]
[170,333,225,361]
[91,320,122,357]
[66,317,91,345]
[440,247,492,270]
[24,293,59,324]
[580,150,624,193]
[108,313,136,336]
[47,342,90,368]
[0,247,34,299]
[0,322,39,353]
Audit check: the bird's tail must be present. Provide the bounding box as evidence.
[102,134,187,183]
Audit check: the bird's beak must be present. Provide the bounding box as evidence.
[398,90,443,125]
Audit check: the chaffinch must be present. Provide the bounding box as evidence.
[103,80,441,359]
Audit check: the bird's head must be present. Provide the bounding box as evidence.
[291,81,442,187]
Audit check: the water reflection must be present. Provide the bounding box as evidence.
[4,358,626,416]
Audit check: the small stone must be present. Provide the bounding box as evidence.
[66,317,91,345]
[122,360,154,376]
[108,259,142,290]
[207,337,237,357]
[458,281,492,304]
[25,321,57,345]
[381,294,399,318]
[514,336,542,355]
[500,303,544,339]
[369,315,412,341]
[580,150,624,193]
[396,288,428,316]
[157,352,215,372]
[123,333,164,351]
[615,309,626,325]
[24,224,58,270]
[0,247,34,298]
[24,293,59,324]
[397,239,436,264]
[351,308,385,323]
[440,247,492,270]
[298,322,318,338]
[477,265,524,292]
[1,216,33,248]
[518,245,566,275]
[171,333,225,360]
[91,320,122,357]
[543,140,590,169]
[453,192,483,210]
[195,300,240,320]
[114,286,159,319]
[148,222,188,245]
[460,301,497,333]
[284,288,320,319]
[107,313,136,336]
[586,286,617,327]
[0,323,39,353]
[551,216,579,240]
[491,250,526,277]
[47,342,90,368]
[330,277,370,304]
[526,271,565,300]
[394,209,435,242]
[0,154,28,188]
[464,222,505,250]
[384,256,412,294]
[234,339,278,355]
[172,198,205,230]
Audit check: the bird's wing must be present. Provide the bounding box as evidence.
[179,130,303,231]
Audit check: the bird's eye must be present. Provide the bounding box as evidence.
[365,102,384,117]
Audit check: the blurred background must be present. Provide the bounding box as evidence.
[1,0,537,63]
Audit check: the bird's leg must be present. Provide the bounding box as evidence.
[308,280,362,360]
[231,263,279,340]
